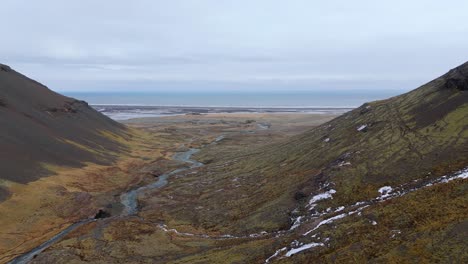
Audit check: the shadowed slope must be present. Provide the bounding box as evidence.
[0,64,130,186]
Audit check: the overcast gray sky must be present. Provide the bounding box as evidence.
[1,0,467,92]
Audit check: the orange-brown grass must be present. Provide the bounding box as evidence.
[0,128,172,263]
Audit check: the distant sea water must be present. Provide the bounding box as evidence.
[63,91,400,120]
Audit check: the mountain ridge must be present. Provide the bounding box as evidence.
[157,61,467,236]
[151,61,466,262]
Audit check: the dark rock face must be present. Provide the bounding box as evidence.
[47,100,92,114]
[48,102,77,114]
[94,209,111,219]
[444,62,468,91]
[445,77,468,91]
[294,191,307,201]
[0,98,5,107]
[407,61,468,129]
[0,64,11,72]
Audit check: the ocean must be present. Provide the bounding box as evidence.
[63,90,399,120]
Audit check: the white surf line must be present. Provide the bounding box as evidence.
[265,167,468,262]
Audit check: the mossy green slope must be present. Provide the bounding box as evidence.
[143,62,468,264]
[168,61,468,236]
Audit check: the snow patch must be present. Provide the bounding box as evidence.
[308,189,336,209]
[378,186,393,199]
[338,161,351,167]
[267,167,468,263]
[334,206,345,212]
[285,243,324,257]
[290,216,303,230]
[357,124,367,131]
[446,169,468,181]
[303,213,347,236]
[378,186,393,194]
[265,247,287,263]
[354,201,367,206]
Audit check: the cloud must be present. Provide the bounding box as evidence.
[1,0,467,91]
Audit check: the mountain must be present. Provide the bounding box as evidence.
[173,61,468,230]
[142,62,467,262]
[0,64,129,200]
[2,62,466,263]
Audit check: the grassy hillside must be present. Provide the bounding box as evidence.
[0,64,131,188]
[154,62,467,237]
[127,62,467,263]
[0,64,184,262]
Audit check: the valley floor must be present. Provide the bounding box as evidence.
[3,112,467,263]
[1,113,338,264]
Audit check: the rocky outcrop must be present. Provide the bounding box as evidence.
[94,209,111,219]
[46,100,89,114]
[444,61,468,91]
[0,64,11,72]
[445,74,468,91]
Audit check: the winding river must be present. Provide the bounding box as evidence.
[9,137,220,264]
[120,147,203,216]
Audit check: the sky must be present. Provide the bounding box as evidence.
[1,0,468,92]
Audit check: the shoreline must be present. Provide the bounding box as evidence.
[92,103,357,108]
[93,104,353,121]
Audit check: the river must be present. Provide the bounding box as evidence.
[8,138,219,264]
